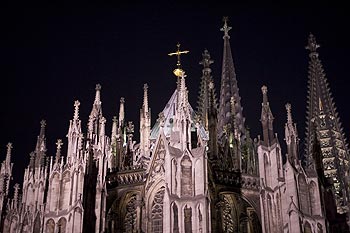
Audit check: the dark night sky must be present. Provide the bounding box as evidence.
[1,3,350,185]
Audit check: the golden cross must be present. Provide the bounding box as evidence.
[168,43,189,77]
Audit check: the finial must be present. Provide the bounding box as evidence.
[55,139,63,163]
[126,121,134,134]
[168,43,189,77]
[6,142,13,155]
[94,84,102,104]
[220,16,232,39]
[113,116,117,123]
[56,139,63,150]
[95,83,101,91]
[120,97,125,103]
[261,85,268,105]
[306,33,320,53]
[143,83,149,112]
[40,120,46,128]
[74,100,80,120]
[158,112,165,127]
[199,49,214,68]
[285,103,293,124]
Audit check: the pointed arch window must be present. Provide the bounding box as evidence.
[298,174,310,214]
[181,155,192,196]
[46,219,55,233]
[124,194,137,232]
[57,217,67,233]
[173,203,179,233]
[184,205,192,233]
[151,187,165,233]
[33,214,41,233]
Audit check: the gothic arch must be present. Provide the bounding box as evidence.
[181,155,193,196]
[9,216,18,233]
[150,186,165,233]
[57,217,67,233]
[33,213,41,233]
[304,221,312,233]
[194,158,204,195]
[309,181,318,215]
[171,202,179,233]
[22,213,29,233]
[73,207,82,232]
[50,172,60,211]
[45,219,55,233]
[219,192,261,233]
[60,171,71,210]
[298,174,310,214]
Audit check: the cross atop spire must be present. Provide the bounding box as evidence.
[220,16,232,39]
[168,43,189,77]
[306,33,320,53]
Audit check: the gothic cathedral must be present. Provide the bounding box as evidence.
[0,19,349,233]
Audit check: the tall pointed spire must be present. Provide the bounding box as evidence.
[55,139,63,164]
[218,17,245,139]
[90,84,103,118]
[31,120,47,168]
[67,100,82,161]
[305,33,350,214]
[118,97,125,129]
[284,103,299,166]
[140,84,151,156]
[5,143,12,167]
[260,85,275,146]
[197,49,217,131]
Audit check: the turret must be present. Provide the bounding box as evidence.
[260,85,275,147]
[284,103,299,166]
[67,100,82,162]
[140,83,151,156]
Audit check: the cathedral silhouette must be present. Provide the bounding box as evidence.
[0,19,349,233]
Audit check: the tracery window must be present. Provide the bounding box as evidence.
[184,205,192,233]
[151,187,165,233]
[124,194,137,232]
[46,219,55,233]
[181,155,192,196]
[298,175,310,214]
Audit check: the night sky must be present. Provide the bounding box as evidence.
[1,3,349,186]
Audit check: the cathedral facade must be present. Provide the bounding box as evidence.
[0,19,349,233]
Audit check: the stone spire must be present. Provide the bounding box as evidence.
[197,49,217,131]
[55,139,63,165]
[218,17,245,139]
[118,97,125,129]
[88,84,104,137]
[90,84,103,118]
[31,120,47,169]
[74,100,80,120]
[67,100,82,161]
[305,33,350,214]
[284,103,299,166]
[140,84,151,155]
[260,85,275,146]
[5,143,12,167]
